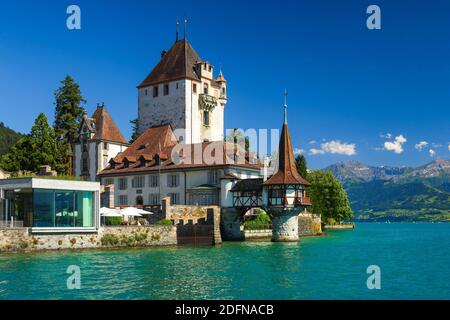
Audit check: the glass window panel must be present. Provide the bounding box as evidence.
[33,189,55,227]
[75,191,94,227]
[55,191,75,227]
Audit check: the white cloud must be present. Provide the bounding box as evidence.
[384,135,407,154]
[308,140,317,145]
[309,148,325,155]
[309,140,356,156]
[432,142,443,148]
[415,141,428,151]
[380,133,392,139]
[429,149,436,157]
[293,148,305,155]
[448,143,450,151]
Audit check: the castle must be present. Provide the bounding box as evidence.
[73,27,317,241]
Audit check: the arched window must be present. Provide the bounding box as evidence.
[203,111,210,126]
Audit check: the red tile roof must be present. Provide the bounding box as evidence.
[99,125,262,175]
[138,40,202,88]
[264,123,310,186]
[91,106,128,144]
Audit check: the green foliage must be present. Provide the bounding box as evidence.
[100,234,119,246]
[0,137,32,173]
[53,75,86,144]
[0,122,23,158]
[346,178,450,221]
[105,217,123,226]
[244,210,272,230]
[295,154,308,179]
[307,170,353,222]
[225,128,250,153]
[129,118,139,143]
[53,75,86,175]
[29,113,59,171]
[0,113,63,174]
[156,219,173,226]
[1,76,86,176]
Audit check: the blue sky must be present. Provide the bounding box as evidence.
[0,0,449,169]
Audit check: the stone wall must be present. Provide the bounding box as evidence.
[244,229,272,240]
[0,225,177,253]
[163,197,222,244]
[220,208,244,241]
[298,213,323,237]
[323,223,354,230]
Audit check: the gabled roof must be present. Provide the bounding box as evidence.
[138,39,202,88]
[264,122,310,186]
[112,124,176,163]
[91,106,128,144]
[99,125,262,175]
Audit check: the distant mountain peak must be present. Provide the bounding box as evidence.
[325,159,450,184]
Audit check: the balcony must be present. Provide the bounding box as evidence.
[299,196,312,206]
[199,94,217,112]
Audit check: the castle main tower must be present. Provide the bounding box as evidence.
[137,33,227,144]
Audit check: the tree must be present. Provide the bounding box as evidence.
[225,128,250,153]
[0,113,60,174]
[28,113,60,171]
[307,170,353,224]
[53,75,86,175]
[295,154,308,179]
[130,118,139,143]
[53,75,86,144]
[0,122,23,157]
[0,137,32,173]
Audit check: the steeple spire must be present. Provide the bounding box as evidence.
[184,17,187,41]
[283,89,288,124]
[176,17,179,42]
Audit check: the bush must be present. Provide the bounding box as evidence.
[155,219,173,226]
[105,216,123,226]
[100,234,119,246]
[244,210,272,230]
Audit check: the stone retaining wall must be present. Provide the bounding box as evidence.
[244,229,272,239]
[298,213,322,236]
[324,223,355,230]
[0,225,177,253]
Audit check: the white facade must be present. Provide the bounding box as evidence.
[101,166,261,208]
[138,67,227,144]
[74,140,128,181]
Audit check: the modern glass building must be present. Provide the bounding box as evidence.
[0,178,100,233]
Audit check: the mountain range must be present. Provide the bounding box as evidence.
[324,160,450,222]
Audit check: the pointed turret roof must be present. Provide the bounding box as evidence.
[91,105,128,144]
[138,39,202,88]
[264,99,310,186]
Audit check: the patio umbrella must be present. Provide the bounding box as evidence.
[100,207,122,217]
[119,207,143,217]
[136,208,154,215]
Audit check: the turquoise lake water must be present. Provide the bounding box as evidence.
[0,223,449,300]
